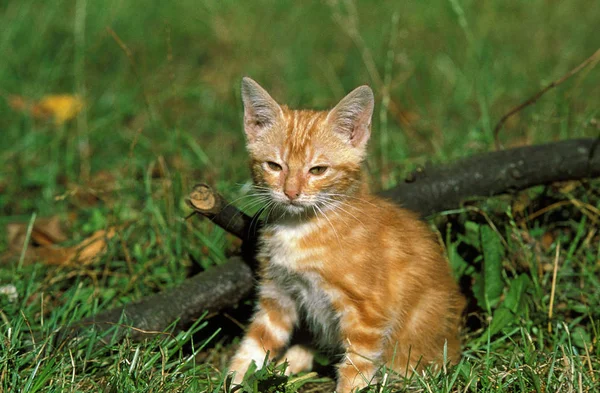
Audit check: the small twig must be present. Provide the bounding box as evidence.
[74,0,90,183]
[379,11,400,173]
[186,183,254,240]
[378,372,388,393]
[17,212,37,271]
[328,0,383,89]
[493,48,600,150]
[106,27,156,124]
[582,338,596,383]
[287,372,319,386]
[517,200,573,226]
[548,244,561,334]
[69,348,76,384]
[222,312,246,331]
[106,27,134,63]
[125,127,143,176]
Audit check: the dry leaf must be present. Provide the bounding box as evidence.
[506,137,533,148]
[389,99,420,127]
[56,170,118,207]
[557,181,579,194]
[7,94,83,125]
[72,228,116,264]
[32,95,83,125]
[6,216,68,251]
[3,217,116,266]
[512,193,531,216]
[35,228,116,266]
[7,95,28,112]
[541,231,555,250]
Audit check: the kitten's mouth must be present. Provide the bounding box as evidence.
[280,200,309,214]
[267,192,314,215]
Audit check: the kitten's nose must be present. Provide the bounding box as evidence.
[284,188,300,201]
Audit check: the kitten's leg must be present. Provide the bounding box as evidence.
[335,314,384,393]
[229,286,297,385]
[279,344,315,375]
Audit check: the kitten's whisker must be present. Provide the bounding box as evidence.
[222,195,270,236]
[319,194,364,210]
[314,203,342,247]
[236,197,271,213]
[323,192,378,207]
[262,201,279,224]
[242,194,278,235]
[277,207,288,221]
[251,185,275,193]
[221,191,271,211]
[249,203,270,236]
[220,193,272,231]
[317,196,365,227]
[319,201,355,230]
[324,203,354,229]
[231,198,270,225]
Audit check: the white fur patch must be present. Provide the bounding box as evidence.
[261,221,324,270]
[266,264,341,350]
[254,311,292,345]
[230,337,268,384]
[259,282,297,313]
[259,220,343,351]
[281,344,314,375]
[234,337,267,369]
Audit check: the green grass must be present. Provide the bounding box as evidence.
[1,0,600,391]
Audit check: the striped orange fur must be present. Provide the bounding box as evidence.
[228,77,465,392]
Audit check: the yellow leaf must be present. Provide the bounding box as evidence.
[32,95,83,125]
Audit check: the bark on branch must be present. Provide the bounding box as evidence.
[69,257,253,341]
[72,138,599,339]
[187,183,254,240]
[381,138,600,216]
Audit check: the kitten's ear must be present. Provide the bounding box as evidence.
[326,85,374,148]
[241,77,283,143]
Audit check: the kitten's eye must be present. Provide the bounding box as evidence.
[309,166,328,175]
[266,161,282,171]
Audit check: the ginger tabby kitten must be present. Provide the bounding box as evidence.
[229,77,465,392]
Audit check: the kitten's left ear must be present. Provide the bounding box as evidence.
[326,85,374,148]
[241,77,284,144]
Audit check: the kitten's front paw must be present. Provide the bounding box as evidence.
[335,381,367,393]
[228,358,251,386]
[279,344,314,376]
[228,370,244,386]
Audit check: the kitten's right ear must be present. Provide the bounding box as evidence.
[326,85,374,149]
[241,77,283,143]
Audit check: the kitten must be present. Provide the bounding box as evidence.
[229,77,465,393]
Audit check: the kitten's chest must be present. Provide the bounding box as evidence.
[260,222,319,270]
[267,264,341,349]
[261,224,341,348]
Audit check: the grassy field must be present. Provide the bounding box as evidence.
[1,0,600,391]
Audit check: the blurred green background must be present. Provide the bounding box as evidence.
[2,0,599,205]
[1,0,599,391]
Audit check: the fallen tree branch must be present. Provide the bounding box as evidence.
[73,138,600,339]
[187,138,600,235]
[380,138,600,217]
[68,256,253,341]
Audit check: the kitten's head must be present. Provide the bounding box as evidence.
[241,77,374,216]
